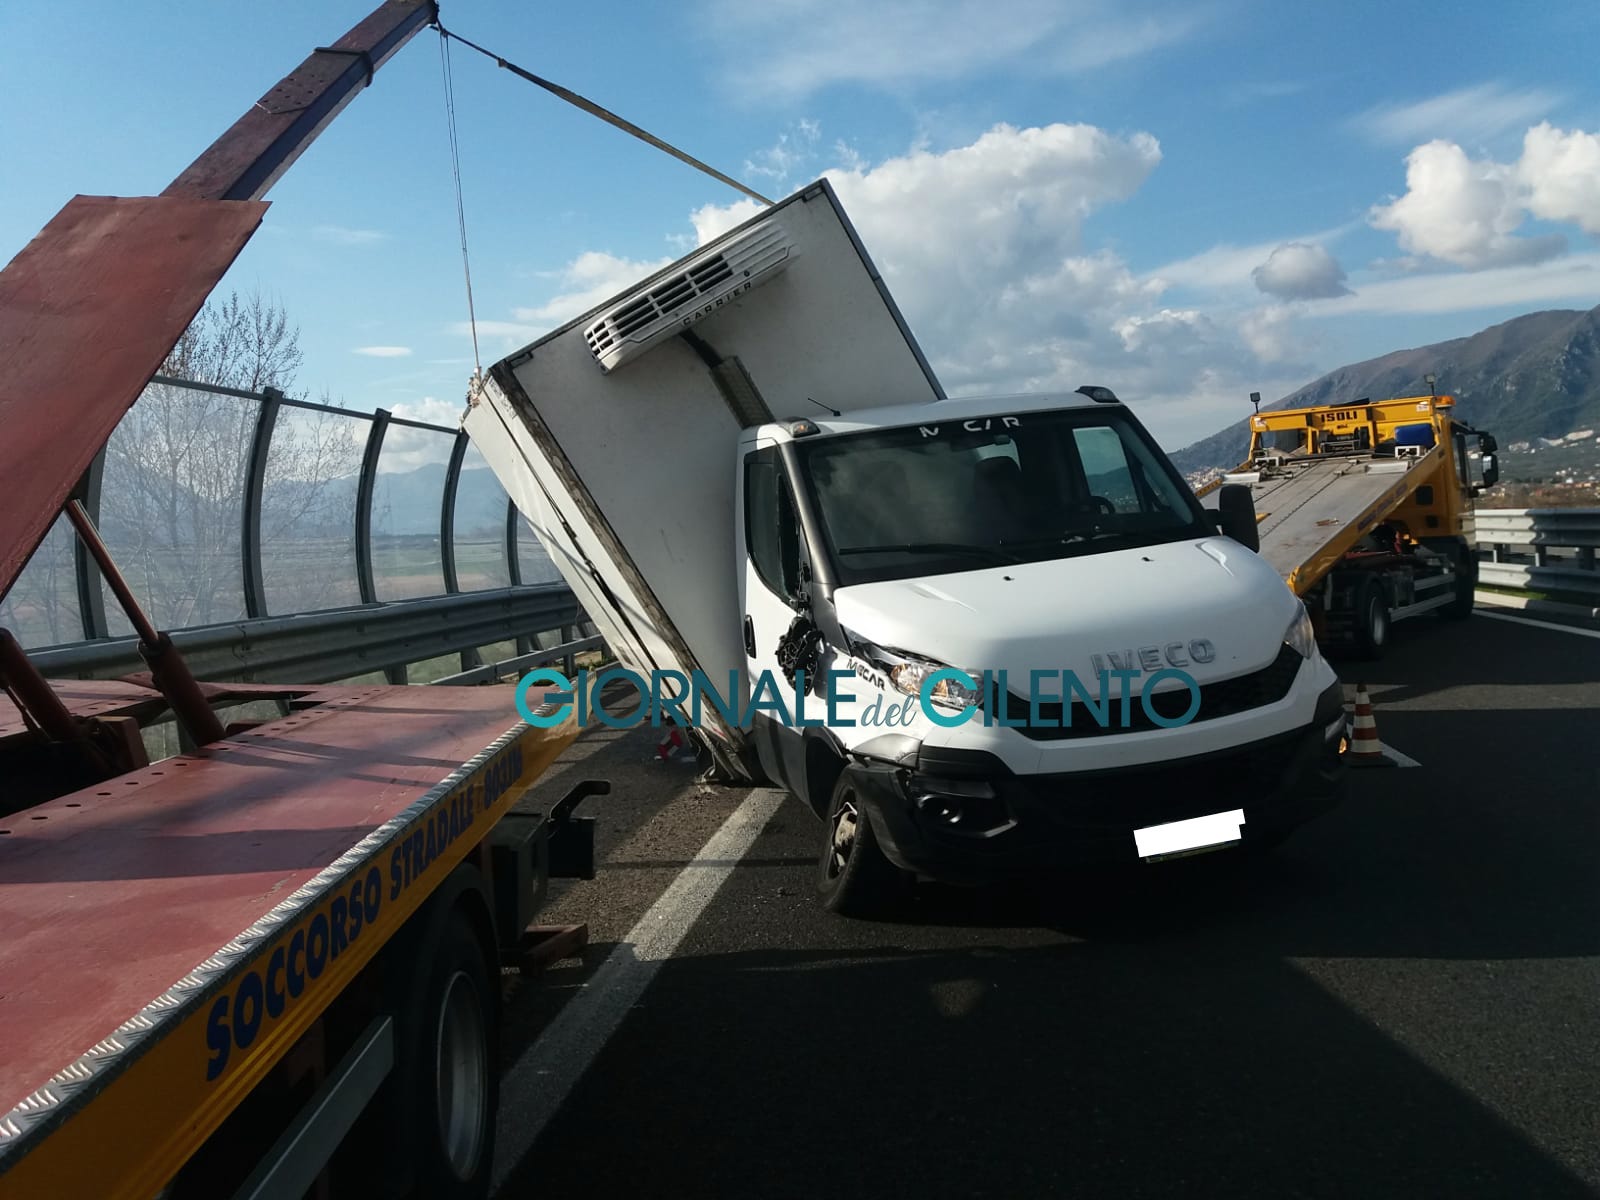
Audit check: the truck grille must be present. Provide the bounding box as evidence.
[991,644,1304,741]
[1009,731,1306,829]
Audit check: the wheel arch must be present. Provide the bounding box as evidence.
[802,727,850,819]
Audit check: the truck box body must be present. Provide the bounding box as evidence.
[464,180,942,778]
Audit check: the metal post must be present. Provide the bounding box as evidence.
[441,429,467,594]
[63,501,226,746]
[241,387,282,619]
[73,447,111,641]
[504,496,522,587]
[441,432,485,673]
[506,498,535,656]
[355,409,390,606]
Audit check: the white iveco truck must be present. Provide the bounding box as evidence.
[463,179,1349,915]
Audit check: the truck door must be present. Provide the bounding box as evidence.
[738,443,811,793]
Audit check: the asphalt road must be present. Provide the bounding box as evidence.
[491,603,1600,1198]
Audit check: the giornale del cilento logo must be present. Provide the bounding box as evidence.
[514,664,1203,732]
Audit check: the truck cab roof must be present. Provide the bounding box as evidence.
[751,389,1113,445]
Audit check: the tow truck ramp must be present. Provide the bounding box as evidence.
[1219,444,1442,590]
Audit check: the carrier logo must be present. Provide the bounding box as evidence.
[678,278,755,328]
[1091,639,1216,674]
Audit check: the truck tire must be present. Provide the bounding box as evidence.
[1443,547,1477,620]
[815,778,899,918]
[1352,578,1390,660]
[391,898,499,1199]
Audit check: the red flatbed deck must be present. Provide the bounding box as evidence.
[0,679,571,1198]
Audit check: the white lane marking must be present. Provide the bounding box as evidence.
[1476,610,1600,641]
[491,788,785,1190]
[1474,590,1600,620]
[1382,743,1421,768]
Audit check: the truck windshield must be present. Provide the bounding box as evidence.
[793,408,1213,585]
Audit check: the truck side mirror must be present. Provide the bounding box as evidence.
[1480,452,1498,490]
[1215,483,1259,552]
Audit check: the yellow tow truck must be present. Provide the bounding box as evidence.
[1198,385,1500,658]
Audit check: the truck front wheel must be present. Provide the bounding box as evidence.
[815,779,900,918]
[1353,578,1390,660]
[1444,546,1477,619]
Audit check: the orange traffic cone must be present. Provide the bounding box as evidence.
[1348,683,1395,768]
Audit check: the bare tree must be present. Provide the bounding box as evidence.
[104,288,366,628]
[0,523,80,648]
[1,286,415,650]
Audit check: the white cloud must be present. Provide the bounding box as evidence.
[1148,225,1351,293]
[353,345,412,358]
[1114,308,1218,356]
[390,396,462,426]
[744,119,822,185]
[455,319,542,340]
[690,198,767,245]
[378,396,464,472]
[1369,139,1565,269]
[462,251,677,348]
[484,116,1581,450]
[697,0,1211,99]
[1518,122,1600,235]
[1351,82,1564,146]
[511,250,676,330]
[1319,253,1600,316]
[1224,79,1310,105]
[1238,305,1302,363]
[682,121,1297,444]
[312,224,387,246]
[1251,242,1351,300]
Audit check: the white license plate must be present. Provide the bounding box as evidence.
[1134,809,1245,861]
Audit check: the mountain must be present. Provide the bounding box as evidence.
[367,463,511,537]
[1170,304,1600,478]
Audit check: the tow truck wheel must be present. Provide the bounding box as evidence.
[387,884,499,1200]
[1353,579,1389,660]
[1443,548,1477,619]
[815,780,898,918]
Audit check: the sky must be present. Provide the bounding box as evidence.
[4,0,1600,458]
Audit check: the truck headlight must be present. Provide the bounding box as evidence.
[1284,601,1318,659]
[847,635,982,710]
[890,659,982,709]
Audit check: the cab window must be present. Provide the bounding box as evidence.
[744,448,802,602]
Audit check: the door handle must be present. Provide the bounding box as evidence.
[743,616,756,658]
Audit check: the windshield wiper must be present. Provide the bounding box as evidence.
[837,542,1017,564]
[998,530,1109,551]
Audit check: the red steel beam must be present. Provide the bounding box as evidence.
[0,196,267,600]
[164,0,439,202]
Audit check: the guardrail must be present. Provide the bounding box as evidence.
[1474,508,1600,599]
[2,373,569,653]
[27,585,584,686]
[430,634,606,686]
[3,370,618,685]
